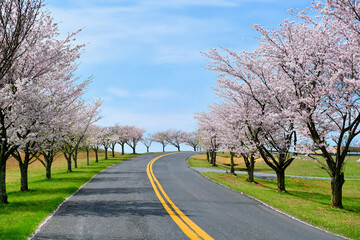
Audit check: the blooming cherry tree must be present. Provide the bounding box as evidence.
[152,131,169,152]
[126,126,146,154]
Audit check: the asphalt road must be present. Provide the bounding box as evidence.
[31,152,344,240]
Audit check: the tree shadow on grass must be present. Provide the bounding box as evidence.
[31,176,93,184]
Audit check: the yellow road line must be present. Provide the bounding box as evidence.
[146,153,214,240]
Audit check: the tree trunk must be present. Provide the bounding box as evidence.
[211,151,217,166]
[230,152,235,174]
[112,147,115,157]
[86,147,89,165]
[247,156,255,182]
[132,147,136,154]
[73,149,78,168]
[193,146,196,152]
[67,154,72,172]
[94,149,98,163]
[0,162,8,204]
[276,170,286,192]
[121,143,125,155]
[206,152,210,162]
[146,147,149,153]
[243,154,255,182]
[162,144,165,152]
[105,147,108,160]
[331,172,344,208]
[46,161,52,180]
[177,146,180,152]
[19,161,29,191]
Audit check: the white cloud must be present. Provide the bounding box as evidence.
[137,89,176,99]
[108,88,130,97]
[47,2,235,65]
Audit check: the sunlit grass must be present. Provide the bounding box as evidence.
[1,151,137,240]
[203,172,360,239]
[189,153,360,179]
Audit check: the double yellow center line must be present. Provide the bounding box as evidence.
[146,153,214,240]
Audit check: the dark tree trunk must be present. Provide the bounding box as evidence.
[46,161,52,180]
[66,153,72,172]
[94,149,98,162]
[110,143,116,157]
[73,155,77,168]
[73,148,78,168]
[242,153,255,182]
[12,146,34,192]
[132,146,136,154]
[19,161,29,191]
[162,144,165,152]
[121,143,125,155]
[206,152,210,162]
[41,150,55,180]
[247,155,255,182]
[230,152,235,174]
[86,147,89,165]
[193,146,196,152]
[276,170,286,192]
[177,146,180,152]
[211,151,217,166]
[331,172,345,208]
[146,147,149,153]
[105,147,108,160]
[0,162,8,204]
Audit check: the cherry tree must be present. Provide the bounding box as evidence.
[141,135,153,153]
[88,125,102,163]
[152,131,169,152]
[164,129,187,152]
[100,127,112,160]
[113,124,131,155]
[61,100,101,172]
[205,47,299,191]
[184,132,199,152]
[0,0,44,204]
[108,125,119,157]
[251,1,360,207]
[195,111,220,166]
[0,0,90,202]
[126,126,145,154]
[209,103,257,179]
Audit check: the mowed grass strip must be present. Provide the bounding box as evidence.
[1,151,137,240]
[188,153,360,179]
[188,155,360,239]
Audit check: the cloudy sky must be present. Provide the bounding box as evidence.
[45,0,312,152]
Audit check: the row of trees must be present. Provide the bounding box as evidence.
[0,0,103,204]
[196,0,360,209]
[8,120,199,201]
[86,125,199,156]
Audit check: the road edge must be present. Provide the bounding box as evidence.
[185,155,349,240]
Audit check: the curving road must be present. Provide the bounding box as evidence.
[31,152,344,240]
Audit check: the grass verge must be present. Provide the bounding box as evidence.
[188,155,360,239]
[188,153,360,179]
[0,153,137,240]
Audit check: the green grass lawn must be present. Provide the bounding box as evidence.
[0,152,137,240]
[188,154,360,239]
[188,153,360,179]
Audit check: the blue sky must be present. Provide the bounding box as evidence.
[45,0,312,152]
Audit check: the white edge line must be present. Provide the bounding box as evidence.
[185,155,349,240]
[28,159,129,240]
